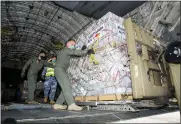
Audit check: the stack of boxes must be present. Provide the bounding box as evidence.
[68,12,132,97]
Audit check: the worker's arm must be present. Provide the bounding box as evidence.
[41,67,47,80]
[40,60,55,68]
[41,67,47,77]
[70,45,94,57]
[66,49,88,56]
[21,58,32,77]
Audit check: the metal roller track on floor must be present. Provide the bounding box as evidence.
[76,100,172,112]
[92,104,139,112]
[1,100,178,112]
[1,103,52,110]
[1,107,179,123]
[76,101,138,112]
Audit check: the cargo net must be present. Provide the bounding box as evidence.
[68,12,133,98]
[68,42,132,97]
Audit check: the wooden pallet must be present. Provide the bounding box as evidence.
[74,94,133,102]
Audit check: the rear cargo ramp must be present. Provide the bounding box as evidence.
[68,12,170,103]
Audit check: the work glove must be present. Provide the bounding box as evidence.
[87,48,95,55]
[81,45,87,50]
[21,72,25,78]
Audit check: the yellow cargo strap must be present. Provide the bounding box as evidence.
[89,54,99,65]
[89,40,99,65]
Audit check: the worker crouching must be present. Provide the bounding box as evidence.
[42,56,57,104]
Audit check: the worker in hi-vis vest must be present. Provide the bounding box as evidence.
[41,55,57,104]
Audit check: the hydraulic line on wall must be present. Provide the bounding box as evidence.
[23,1,43,47]
[34,7,61,53]
[15,2,61,57]
[24,2,48,55]
[5,2,18,35]
[5,2,19,54]
[4,2,41,60]
[14,2,37,59]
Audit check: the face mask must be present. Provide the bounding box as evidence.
[40,56,46,60]
[69,45,76,50]
[52,59,56,63]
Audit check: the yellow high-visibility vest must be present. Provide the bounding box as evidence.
[45,63,55,77]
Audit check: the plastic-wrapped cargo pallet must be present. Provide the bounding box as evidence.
[68,12,132,101]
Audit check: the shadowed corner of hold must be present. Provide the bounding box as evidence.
[2,118,17,124]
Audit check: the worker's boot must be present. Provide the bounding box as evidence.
[50,100,55,105]
[44,97,48,103]
[68,103,83,111]
[53,104,67,110]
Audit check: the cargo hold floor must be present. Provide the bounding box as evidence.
[1,106,179,123]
